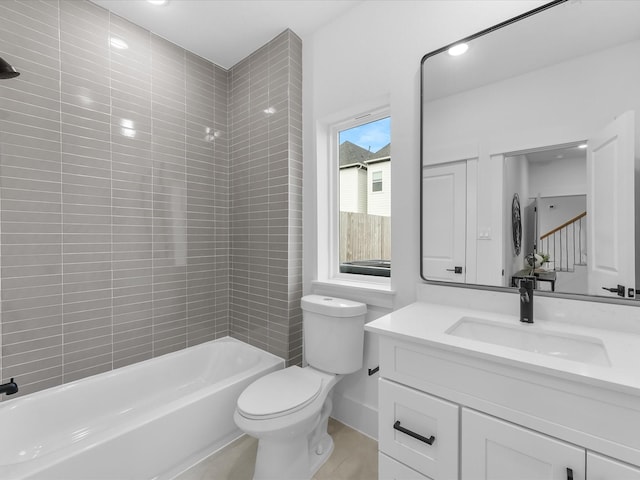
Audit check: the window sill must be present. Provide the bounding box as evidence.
[311,279,396,309]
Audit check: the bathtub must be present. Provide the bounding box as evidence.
[1,336,284,480]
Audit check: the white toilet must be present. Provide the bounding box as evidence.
[233,294,367,480]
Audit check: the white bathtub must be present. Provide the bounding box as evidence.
[1,337,284,480]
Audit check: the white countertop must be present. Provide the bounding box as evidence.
[365,300,640,396]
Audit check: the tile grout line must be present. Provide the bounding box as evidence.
[108,9,114,373]
[58,0,64,386]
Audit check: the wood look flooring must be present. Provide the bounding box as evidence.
[174,418,378,480]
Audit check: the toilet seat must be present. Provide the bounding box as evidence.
[237,366,323,420]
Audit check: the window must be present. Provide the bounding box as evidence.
[372,171,383,192]
[335,115,391,277]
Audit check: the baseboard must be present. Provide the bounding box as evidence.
[331,393,378,440]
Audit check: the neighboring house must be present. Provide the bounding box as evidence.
[339,141,391,216]
[339,141,369,213]
[365,143,391,217]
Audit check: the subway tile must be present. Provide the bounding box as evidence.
[113,350,151,370]
[0,4,306,394]
[2,331,63,360]
[113,303,153,322]
[64,361,111,384]
[0,26,59,65]
[1,337,60,369]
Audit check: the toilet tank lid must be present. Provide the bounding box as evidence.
[301,295,366,317]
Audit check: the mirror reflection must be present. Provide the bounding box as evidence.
[421,0,640,300]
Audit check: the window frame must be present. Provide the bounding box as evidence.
[326,107,391,285]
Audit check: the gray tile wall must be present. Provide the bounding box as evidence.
[0,1,302,398]
[0,0,231,396]
[1,0,63,395]
[229,30,303,365]
[0,1,300,398]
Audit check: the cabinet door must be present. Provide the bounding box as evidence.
[462,409,585,480]
[587,452,640,479]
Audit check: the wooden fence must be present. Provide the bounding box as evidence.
[339,211,391,263]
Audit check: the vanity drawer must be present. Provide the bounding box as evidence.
[379,378,458,479]
[379,452,431,480]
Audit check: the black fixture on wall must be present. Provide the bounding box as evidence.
[0,56,20,79]
[0,378,18,395]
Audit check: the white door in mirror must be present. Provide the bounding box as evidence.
[587,110,636,297]
[422,161,467,283]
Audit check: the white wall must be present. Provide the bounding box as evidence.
[423,40,640,162]
[504,155,529,283]
[538,195,587,238]
[303,0,546,310]
[302,0,546,437]
[529,154,586,199]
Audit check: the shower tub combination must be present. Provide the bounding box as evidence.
[0,337,283,480]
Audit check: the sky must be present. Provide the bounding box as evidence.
[339,116,390,153]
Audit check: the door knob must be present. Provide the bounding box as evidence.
[446,266,463,274]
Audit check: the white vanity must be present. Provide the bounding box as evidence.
[366,286,640,480]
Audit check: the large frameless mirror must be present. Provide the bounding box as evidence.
[420,0,640,301]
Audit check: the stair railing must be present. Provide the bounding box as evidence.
[539,212,586,272]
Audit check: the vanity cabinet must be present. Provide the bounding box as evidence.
[462,409,584,480]
[587,452,640,479]
[376,335,640,480]
[379,453,431,480]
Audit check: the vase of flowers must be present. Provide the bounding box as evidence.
[525,252,551,275]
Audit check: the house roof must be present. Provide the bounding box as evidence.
[374,143,390,158]
[365,143,391,165]
[339,141,391,168]
[339,141,372,167]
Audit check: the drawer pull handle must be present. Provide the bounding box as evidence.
[566,468,573,480]
[393,420,435,445]
[368,366,379,376]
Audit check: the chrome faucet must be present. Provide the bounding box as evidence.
[519,278,534,323]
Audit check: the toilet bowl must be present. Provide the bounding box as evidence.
[233,295,366,480]
[234,366,340,479]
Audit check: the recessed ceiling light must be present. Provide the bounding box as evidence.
[147,0,168,5]
[109,37,128,50]
[578,143,588,149]
[448,43,469,57]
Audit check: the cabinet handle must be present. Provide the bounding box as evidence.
[368,366,379,376]
[393,420,435,445]
[566,467,573,480]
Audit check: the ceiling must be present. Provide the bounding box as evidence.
[523,144,586,165]
[90,0,361,69]
[424,0,640,102]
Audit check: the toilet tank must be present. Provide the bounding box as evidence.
[301,295,367,374]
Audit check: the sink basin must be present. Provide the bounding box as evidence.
[446,317,611,367]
